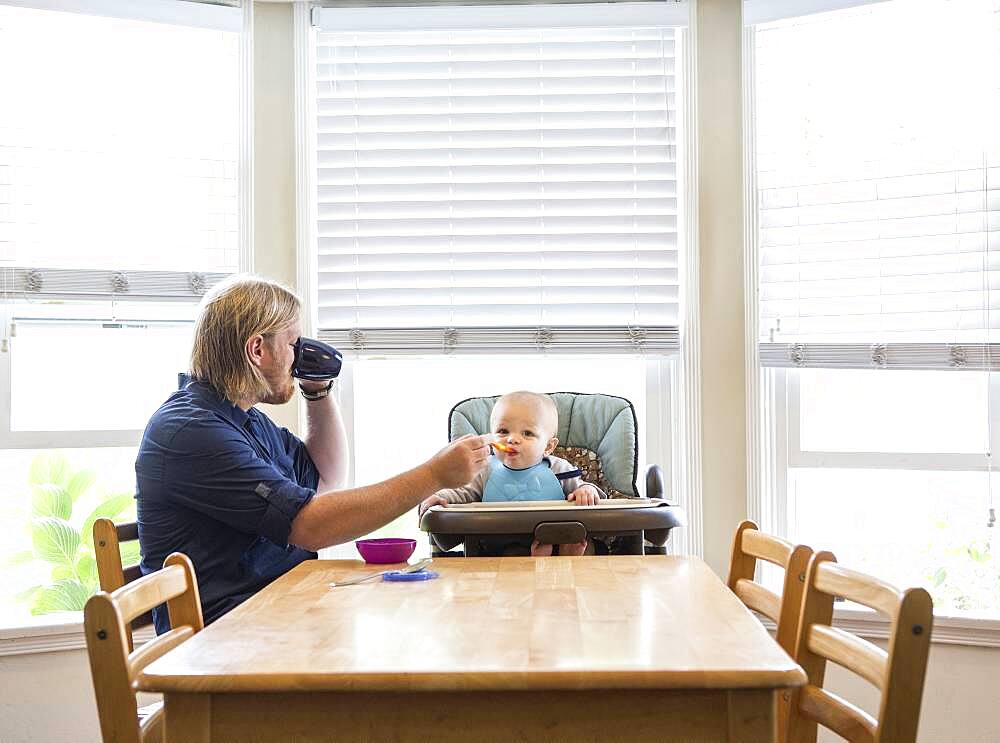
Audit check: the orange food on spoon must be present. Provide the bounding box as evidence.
[492,440,515,453]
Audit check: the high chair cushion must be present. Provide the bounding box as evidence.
[449,392,639,497]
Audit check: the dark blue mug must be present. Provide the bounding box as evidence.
[292,337,343,381]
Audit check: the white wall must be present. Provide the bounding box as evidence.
[252,0,301,433]
[0,650,101,743]
[0,648,158,743]
[696,0,749,579]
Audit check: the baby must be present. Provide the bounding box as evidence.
[420,390,604,556]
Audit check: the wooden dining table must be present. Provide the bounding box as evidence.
[138,555,806,742]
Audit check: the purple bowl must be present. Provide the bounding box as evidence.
[355,537,417,564]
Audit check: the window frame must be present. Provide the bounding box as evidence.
[0,0,253,637]
[760,365,1000,635]
[0,0,253,450]
[0,311,203,449]
[783,369,999,473]
[744,6,1000,636]
[293,2,700,560]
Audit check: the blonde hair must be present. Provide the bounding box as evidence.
[189,275,300,403]
[490,391,559,436]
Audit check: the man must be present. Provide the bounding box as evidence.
[136,276,489,633]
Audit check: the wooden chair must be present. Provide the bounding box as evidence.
[727,520,814,741]
[94,519,151,652]
[84,552,204,743]
[786,552,933,743]
[727,520,813,656]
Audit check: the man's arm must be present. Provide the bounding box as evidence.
[300,389,349,492]
[287,434,491,551]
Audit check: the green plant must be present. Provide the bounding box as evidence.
[10,453,137,615]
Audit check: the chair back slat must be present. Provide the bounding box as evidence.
[128,626,195,678]
[115,564,189,625]
[85,552,203,743]
[787,552,933,743]
[734,578,781,624]
[798,685,877,743]
[807,624,887,690]
[116,521,140,542]
[742,528,794,567]
[813,562,902,619]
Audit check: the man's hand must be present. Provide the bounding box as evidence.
[567,484,600,506]
[419,494,448,517]
[427,434,491,490]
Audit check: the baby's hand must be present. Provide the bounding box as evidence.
[567,485,600,506]
[419,494,449,517]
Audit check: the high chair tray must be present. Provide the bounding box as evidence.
[420,498,686,552]
[431,499,668,512]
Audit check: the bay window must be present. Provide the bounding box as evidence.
[747,0,1000,618]
[0,0,249,628]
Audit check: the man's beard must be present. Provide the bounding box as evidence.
[261,372,295,405]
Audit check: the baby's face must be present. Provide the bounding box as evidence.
[490,398,557,469]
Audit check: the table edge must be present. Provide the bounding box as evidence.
[137,667,807,694]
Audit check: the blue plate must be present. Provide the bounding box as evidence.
[382,570,439,582]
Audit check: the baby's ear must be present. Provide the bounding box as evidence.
[545,436,559,455]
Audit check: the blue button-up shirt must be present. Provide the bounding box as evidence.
[136,378,318,634]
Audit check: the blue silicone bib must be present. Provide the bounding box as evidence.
[482,457,564,502]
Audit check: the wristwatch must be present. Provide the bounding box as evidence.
[299,379,334,401]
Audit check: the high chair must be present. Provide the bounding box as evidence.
[420,391,685,556]
[786,552,933,743]
[84,552,204,743]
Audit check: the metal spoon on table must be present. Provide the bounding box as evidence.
[329,558,433,588]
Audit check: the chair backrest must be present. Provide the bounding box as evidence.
[786,552,933,743]
[727,520,813,741]
[449,392,640,497]
[84,552,204,743]
[727,520,813,656]
[93,519,151,651]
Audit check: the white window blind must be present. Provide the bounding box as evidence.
[0,0,245,302]
[312,3,686,353]
[752,0,1000,369]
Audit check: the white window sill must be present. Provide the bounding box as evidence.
[0,618,156,657]
[761,608,1000,649]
